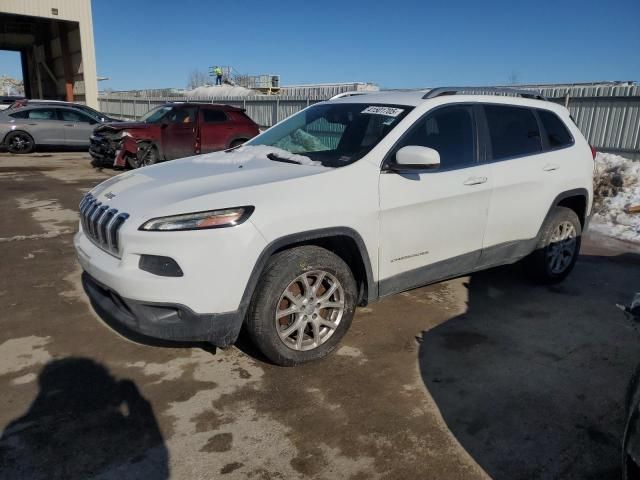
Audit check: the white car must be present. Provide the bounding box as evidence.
[75,87,594,366]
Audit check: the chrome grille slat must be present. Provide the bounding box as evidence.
[78,194,129,257]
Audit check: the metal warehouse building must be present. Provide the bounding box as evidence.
[0,0,98,107]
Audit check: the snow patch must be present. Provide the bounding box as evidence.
[184,85,258,97]
[191,145,322,167]
[591,152,640,243]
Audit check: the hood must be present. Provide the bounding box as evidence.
[90,146,328,220]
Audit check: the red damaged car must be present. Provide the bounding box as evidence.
[89,103,260,168]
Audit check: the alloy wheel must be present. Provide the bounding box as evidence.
[9,134,32,153]
[275,270,345,351]
[547,221,577,274]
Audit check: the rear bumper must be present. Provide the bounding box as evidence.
[82,272,243,346]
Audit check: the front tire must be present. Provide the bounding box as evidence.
[6,131,35,154]
[525,206,582,284]
[246,246,357,366]
[128,143,158,168]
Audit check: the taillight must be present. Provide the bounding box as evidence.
[590,145,597,160]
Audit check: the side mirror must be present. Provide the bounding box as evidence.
[393,146,440,170]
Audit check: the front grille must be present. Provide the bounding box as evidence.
[79,193,129,257]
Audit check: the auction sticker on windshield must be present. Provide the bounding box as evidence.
[361,106,404,117]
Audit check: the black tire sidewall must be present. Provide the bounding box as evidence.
[6,131,34,154]
[247,246,357,366]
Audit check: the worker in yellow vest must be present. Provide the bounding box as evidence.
[214,66,223,85]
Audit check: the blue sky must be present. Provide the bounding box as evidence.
[1,0,639,90]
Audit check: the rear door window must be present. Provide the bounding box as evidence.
[203,109,228,123]
[393,105,476,170]
[484,105,542,160]
[538,110,573,148]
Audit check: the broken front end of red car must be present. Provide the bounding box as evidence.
[89,127,140,168]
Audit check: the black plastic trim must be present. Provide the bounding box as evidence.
[237,227,377,314]
[82,272,243,346]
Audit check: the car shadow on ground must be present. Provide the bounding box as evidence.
[419,251,640,479]
[0,357,168,480]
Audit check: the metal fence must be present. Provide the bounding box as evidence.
[99,85,640,159]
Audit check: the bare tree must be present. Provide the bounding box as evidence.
[187,69,209,90]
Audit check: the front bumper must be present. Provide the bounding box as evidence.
[82,273,242,345]
[89,135,132,167]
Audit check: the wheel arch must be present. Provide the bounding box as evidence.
[552,188,589,228]
[239,228,376,320]
[226,136,250,148]
[3,129,35,145]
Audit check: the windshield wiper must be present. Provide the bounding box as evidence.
[267,152,305,165]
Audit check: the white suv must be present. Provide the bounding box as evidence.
[75,87,594,366]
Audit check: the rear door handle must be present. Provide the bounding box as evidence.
[65,124,75,127]
[463,176,488,186]
[543,164,560,172]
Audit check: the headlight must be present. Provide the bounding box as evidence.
[139,207,254,231]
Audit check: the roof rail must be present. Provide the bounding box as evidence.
[329,91,371,100]
[423,86,547,101]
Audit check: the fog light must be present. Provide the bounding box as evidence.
[139,255,183,277]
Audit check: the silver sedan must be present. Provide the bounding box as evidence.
[0,105,103,154]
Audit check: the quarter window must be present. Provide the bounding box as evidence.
[8,110,27,119]
[484,105,542,160]
[538,110,573,148]
[394,105,476,169]
[203,109,228,123]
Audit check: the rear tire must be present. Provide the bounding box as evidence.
[5,131,35,154]
[246,246,357,366]
[525,206,582,284]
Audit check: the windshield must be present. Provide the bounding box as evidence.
[140,106,172,123]
[246,103,412,167]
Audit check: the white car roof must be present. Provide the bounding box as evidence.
[327,87,564,113]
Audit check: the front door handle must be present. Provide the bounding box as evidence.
[543,164,560,172]
[65,124,75,127]
[463,176,488,186]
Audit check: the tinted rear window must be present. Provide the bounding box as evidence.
[203,109,228,123]
[538,110,573,148]
[484,105,542,160]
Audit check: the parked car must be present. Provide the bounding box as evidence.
[7,99,122,123]
[0,104,104,153]
[75,87,595,366]
[88,103,260,168]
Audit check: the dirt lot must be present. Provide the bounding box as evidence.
[1,152,639,480]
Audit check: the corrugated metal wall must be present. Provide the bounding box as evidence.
[99,85,640,159]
